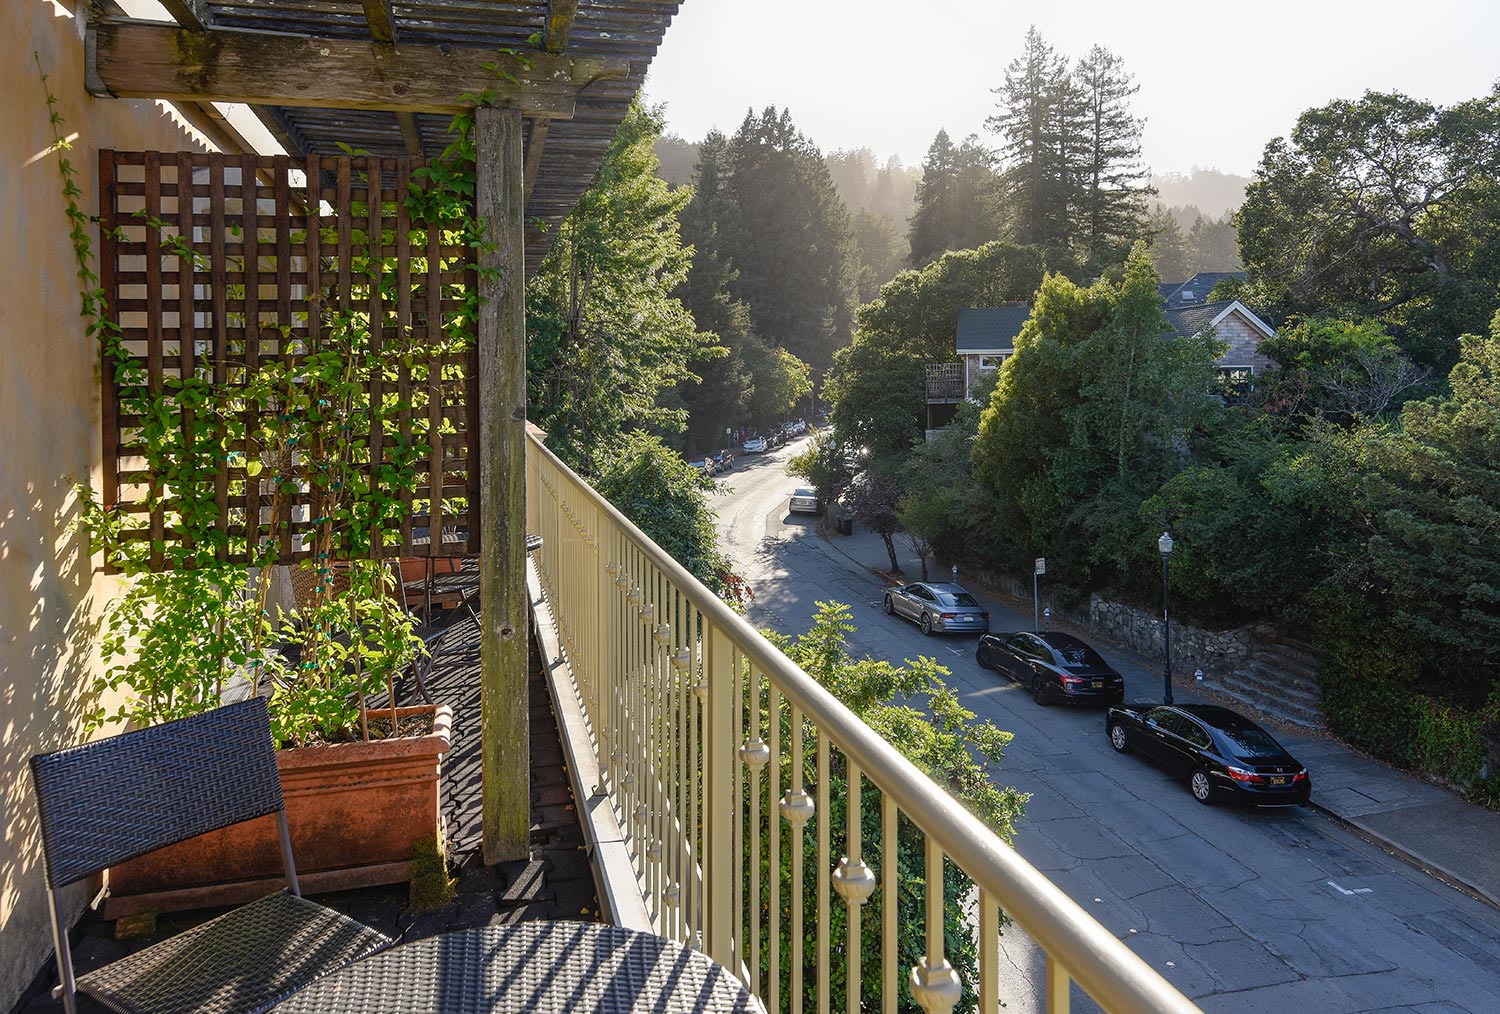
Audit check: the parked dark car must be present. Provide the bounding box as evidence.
[882,582,989,635]
[976,631,1125,705]
[711,449,735,471]
[1105,703,1311,806]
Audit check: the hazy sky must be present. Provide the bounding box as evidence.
[642,0,1500,178]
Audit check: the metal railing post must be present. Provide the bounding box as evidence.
[703,618,735,969]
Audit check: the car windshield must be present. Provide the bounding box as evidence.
[943,593,980,607]
[1215,725,1286,759]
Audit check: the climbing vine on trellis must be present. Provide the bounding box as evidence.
[39,54,491,742]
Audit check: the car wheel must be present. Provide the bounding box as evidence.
[1031,676,1051,706]
[975,648,988,669]
[882,595,894,616]
[1108,722,1130,753]
[1190,769,1216,805]
[920,613,933,636]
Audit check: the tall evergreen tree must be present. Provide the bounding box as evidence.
[908,130,959,265]
[1185,213,1242,272]
[987,26,1074,249]
[675,131,755,454]
[1148,205,1191,281]
[1073,44,1153,268]
[721,107,858,374]
[909,131,1000,265]
[852,208,905,303]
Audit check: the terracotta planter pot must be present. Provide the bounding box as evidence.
[104,704,452,918]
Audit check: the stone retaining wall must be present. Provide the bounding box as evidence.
[1087,595,1255,683]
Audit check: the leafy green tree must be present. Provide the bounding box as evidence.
[973,245,1221,586]
[845,469,906,574]
[786,430,851,512]
[592,431,730,593]
[898,396,997,571]
[528,100,719,470]
[856,241,1054,361]
[742,341,813,427]
[1235,85,1500,371]
[1334,316,1500,685]
[827,240,1058,458]
[972,271,1108,564]
[1135,415,1346,626]
[1258,316,1429,424]
[825,338,925,460]
[761,601,1025,1013]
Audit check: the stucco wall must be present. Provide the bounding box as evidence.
[1,4,211,1007]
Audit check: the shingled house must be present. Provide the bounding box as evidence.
[924,279,1277,433]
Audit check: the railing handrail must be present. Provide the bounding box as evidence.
[527,431,1200,1014]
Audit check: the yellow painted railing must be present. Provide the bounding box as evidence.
[526,431,1202,1014]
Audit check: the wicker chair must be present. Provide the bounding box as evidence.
[29,698,392,1014]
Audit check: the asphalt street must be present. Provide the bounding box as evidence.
[711,436,1500,1014]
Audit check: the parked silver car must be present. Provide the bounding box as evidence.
[788,487,820,514]
[882,582,990,635]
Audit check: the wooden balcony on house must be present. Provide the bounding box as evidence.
[925,361,966,404]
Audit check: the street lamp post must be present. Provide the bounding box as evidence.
[1159,531,1174,705]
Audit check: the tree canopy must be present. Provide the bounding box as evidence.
[1236,84,1500,372]
[527,100,719,470]
[972,244,1221,585]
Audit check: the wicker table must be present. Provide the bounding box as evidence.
[270,922,757,1013]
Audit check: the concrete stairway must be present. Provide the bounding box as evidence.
[1212,635,1325,730]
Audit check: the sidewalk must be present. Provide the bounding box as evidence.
[821,519,1500,910]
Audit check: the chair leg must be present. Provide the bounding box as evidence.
[45,886,79,1014]
[275,810,302,898]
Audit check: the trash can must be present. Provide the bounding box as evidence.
[837,516,853,536]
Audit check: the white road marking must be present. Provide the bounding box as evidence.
[1326,880,1373,895]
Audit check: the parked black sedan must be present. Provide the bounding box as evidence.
[975,631,1125,706]
[1105,703,1311,806]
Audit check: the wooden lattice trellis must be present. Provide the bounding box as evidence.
[99,150,480,570]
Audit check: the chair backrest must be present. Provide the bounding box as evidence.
[29,697,285,889]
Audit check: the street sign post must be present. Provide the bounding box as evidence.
[1033,558,1045,631]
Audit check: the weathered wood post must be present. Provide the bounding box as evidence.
[476,104,529,864]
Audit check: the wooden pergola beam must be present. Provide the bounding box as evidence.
[87,19,630,117]
[544,0,578,53]
[396,112,424,156]
[524,0,581,198]
[361,0,397,44]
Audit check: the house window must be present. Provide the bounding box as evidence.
[1217,365,1254,383]
[977,354,1007,372]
